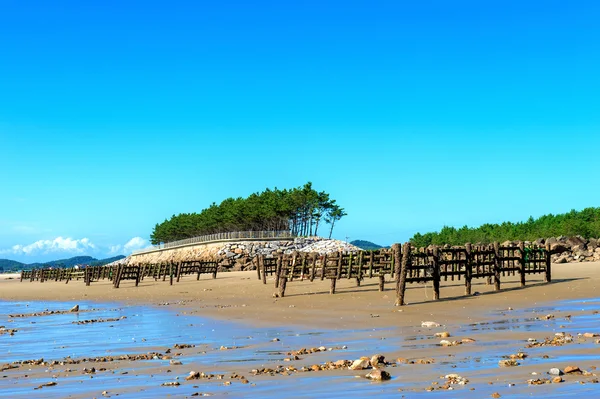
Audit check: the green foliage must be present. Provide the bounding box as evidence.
[150,182,347,244]
[0,259,25,272]
[350,240,385,250]
[410,207,600,247]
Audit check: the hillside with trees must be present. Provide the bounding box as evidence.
[350,240,385,250]
[410,207,600,247]
[150,182,346,245]
[0,255,126,272]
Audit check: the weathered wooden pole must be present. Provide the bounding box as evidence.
[518,242,526,287]
[274,256,282,288]
[356,251,363,287]
[493,241,501,291]
[176,262,182,283]
[545,243,552,283]
[394,243,409,306]
[279,273,288,297]
[309,253,317,282]
[329,277,337,294]
[432,247,440,300]
[464,243,472,295]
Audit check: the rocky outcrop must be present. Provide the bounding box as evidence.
[506,236,600,264]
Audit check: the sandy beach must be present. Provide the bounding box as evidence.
[1,262,600,398]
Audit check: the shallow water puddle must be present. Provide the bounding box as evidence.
[1,298,600,398]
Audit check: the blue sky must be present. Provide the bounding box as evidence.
[1,1,598,262]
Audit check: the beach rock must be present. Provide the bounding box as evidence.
[491,393,501,398]
[435,332,451,338]
[169,360,182,365]
[421,321,440,328]
[549,368,563,376]
[444,373,468,385]
[583,333,598,338]
[498,359,519,367]
[350,357,371,370]
[366,369,391,381]
[186,371,200,380]
[70,305,79,312]
[564,366,581,374]
[552,376,563,383]
[370,354,385,368]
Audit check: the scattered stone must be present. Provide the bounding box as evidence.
[528,378,550,385]
[564,366,581,374]
[370,354,385,368]
[435,332,450,338]
[421,321,441,328]
[549,368,563,376]
[498,359,519,367]
[491,393,501,398]
[366,369,391,381]
[552,376,563,383]
[350,357,371,370]
[444,373,468,385]
[161,382,180,387]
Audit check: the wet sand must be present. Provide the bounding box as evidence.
[1,262,600,398]
[2,262,599,330]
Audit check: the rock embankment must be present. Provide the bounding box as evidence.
[126,237,362,271]
[542,236,600,263]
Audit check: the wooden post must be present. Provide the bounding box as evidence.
[176,262,182,283]
[545,243,552,283]
[464,243,472,295]
[261,256,267,284]
[114,265,122,288]
[85,268,91,286]
[310,254,317,282]
[274,256,282,288]
[135,265,140,287]
[346,253,353,279]
[432,247,440,300]
[329,277,336,294]
[290,252,297,282]
[279,275,287,297]
[493,241,501,291]
[336,251,343,280]
[394,243,409,306]
[256,257,261,281]
[169,263,174,285]
[356,251,363,287]
[212,262,218,279]
[518,242,526,287]
[320,255,327,281]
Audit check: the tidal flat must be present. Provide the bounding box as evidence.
[1,262,600,398]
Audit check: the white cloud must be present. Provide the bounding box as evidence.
[108,244,122,255]
[1,237,96,256]
[123,237,148,252]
